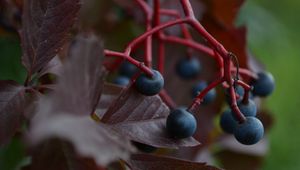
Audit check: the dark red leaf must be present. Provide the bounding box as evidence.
[49,34,105,116]
[20,0,80,76]
[25,138,106,170]
[27,34,135,166]
[204,0,245,27]
[0,80,26,145]
[129,154,222,170]
[102,86,169,124]
[102,86,200,148]
[112,118,199,148]
[202,17,249,68]
[95,83,124,119]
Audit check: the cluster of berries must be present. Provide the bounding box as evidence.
[113,57,274,146]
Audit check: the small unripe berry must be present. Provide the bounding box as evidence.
[166,108,197,139]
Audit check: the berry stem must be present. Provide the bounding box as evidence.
[188,78,224,111]
[104,50,153,76]
[135,0,153,68]
[231,67,258,79]
[159,89,177,109]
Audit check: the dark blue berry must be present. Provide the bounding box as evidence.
[132,141,157,153]
[238,99,257,117]
[225,85,254,104]
[113,76,130,86]
[192,81,216,104]
[236,85,245,98]
[119,61,137,77]
[252,72,275,97]
[234,117,264,145]
[166,108,197,139]
[135,69,164,96]
[220,109,238,134]
[176,57,201,79]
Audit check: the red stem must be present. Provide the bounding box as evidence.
[135,0,153,68]
[104,50,153,76]
[159,89,177,109]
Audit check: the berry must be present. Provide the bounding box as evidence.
[119,61,138,77]
[238,99,257,117]
[225,85,254,104]
[166,108,197,139]
[234,117,264,145]
[113,76,130,86]
[220,109,238,134]
[132,141,157,153]
[135,69,164,96]
[192,81,216,104]
[252,72,275,97]
[235,85,245,98]
[176,57,201,79]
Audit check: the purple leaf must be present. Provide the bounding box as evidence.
[49,34,106,116]
[27,34,135,166]
[0,80,26,145]
[21,0,80,76]
[29,114,135,166]
[25,138,107,170]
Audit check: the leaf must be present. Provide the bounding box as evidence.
[49,33,105,116]
[29,114,135,166]
[129,154,223,170]
[27,33,135,166]
[20,0,80,76]
[102,87,200,148]
[202,17,249,68]
[95,83,124,119]
[0,80,26,145]
[102,86,169,124]
[205,0,245,27]
[37,55,63,78]
[112,118,200,148]
[25,138,106,170]
[215,149,263,170]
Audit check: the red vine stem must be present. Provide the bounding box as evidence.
[134,0,153,68]
[104,50,153,76]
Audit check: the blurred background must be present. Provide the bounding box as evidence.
[0,0,299,169]
[238,0,300,169]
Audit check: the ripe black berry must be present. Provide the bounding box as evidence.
[234,117,264,145]
[220,109,238,134]
[119,61,138,77]
[135,69,164,96]
[175,57,201,79]
[113,76,130,86]
[252,72,275,97]
[238,99,257,117]
[192,81,216,104]
[166,108,197,139]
